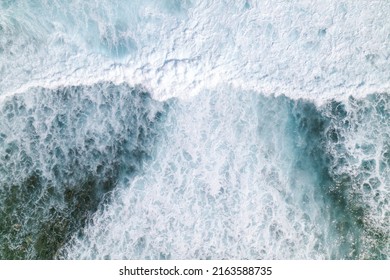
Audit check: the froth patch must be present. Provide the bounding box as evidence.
[1,1,389,103]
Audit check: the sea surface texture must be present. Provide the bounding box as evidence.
[0,0,389,259]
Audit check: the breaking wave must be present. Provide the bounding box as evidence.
[0,1,389,259]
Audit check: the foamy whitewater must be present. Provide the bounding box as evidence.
[0,0,389,259]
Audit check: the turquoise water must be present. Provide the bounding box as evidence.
[0,1,389,259]
[1,86,388,259]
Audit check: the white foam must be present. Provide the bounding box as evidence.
[61,90,336,259]
[1,0,389,104]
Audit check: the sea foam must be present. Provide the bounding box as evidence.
[0,1,389,260]
[1,0,389,103]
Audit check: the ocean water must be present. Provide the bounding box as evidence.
[0,1,389,259]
